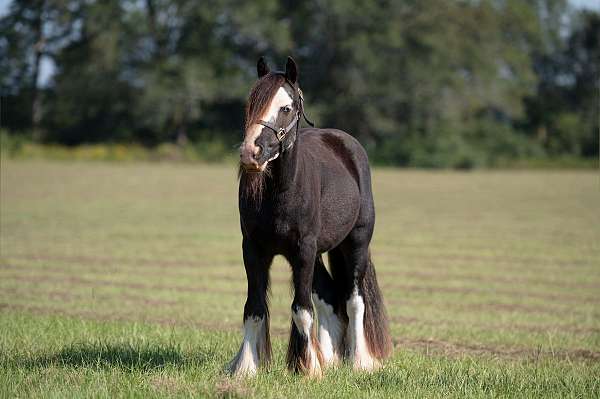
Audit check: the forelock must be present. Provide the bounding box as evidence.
[245,73,286,129]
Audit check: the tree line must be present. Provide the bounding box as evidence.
[1,0,598,167]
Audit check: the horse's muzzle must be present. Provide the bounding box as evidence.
[240,151,266,172]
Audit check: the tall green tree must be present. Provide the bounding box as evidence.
[1,0,596,166]
[524,10,599,157]
[0,0,80,132]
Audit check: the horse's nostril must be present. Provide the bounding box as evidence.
[254,144,263,159]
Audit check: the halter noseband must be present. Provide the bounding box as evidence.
[257,80,314,154]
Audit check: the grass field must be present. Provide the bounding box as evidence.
[1,160,599,398]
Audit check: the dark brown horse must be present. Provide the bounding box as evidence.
[228,57,391,377]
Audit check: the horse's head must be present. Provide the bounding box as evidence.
[240,57,302,172]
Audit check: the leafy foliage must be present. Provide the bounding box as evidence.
[1,0,597,167]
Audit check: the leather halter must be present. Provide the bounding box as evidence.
[257,79,314,154]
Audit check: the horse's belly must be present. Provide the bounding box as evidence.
[317,186,361,252]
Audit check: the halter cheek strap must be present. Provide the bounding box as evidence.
[257,87,314,154]
[258,112,299,144]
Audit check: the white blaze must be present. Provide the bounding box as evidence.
[242,87,293,167]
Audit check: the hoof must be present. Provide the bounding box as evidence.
[350,352,381,372]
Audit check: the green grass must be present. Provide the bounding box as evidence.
[1,160,599,398]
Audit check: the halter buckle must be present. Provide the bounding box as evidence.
[276,128,286,141]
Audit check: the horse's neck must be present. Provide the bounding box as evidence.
[270,141,299,192]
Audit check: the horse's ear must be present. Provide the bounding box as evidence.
[285,56,298,84]
[257,56,270,78]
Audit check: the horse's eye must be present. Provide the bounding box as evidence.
[281,105,292,113]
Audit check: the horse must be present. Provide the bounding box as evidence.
[228,56,392,377]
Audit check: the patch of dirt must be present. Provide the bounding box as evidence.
[149,375,190,395]
[393,337,600,362]
[389,315,600,335]
[215,377,254,398]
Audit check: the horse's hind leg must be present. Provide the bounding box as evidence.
[338,230,392,371]
[286,239,323,377]
[228,238,273,377]
[312,255,344,367]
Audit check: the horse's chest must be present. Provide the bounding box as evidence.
[265,207,304,239]
[242,201,310,246]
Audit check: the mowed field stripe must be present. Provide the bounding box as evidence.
[3,254,599,295]
[391,337,600,362]
[0,272,241,296]
[2,262,598,305]
[5,252,600,284]
[4,262,598,334]
[2,279,598,337]
[2,272,595,321]
[379,249,599,270]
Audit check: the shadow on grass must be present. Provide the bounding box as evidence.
[12,342,215,371]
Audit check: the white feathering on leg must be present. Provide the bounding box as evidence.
[292,308,322,376]
[346,289,379,371]
[312,294,343,366]
[228,316,266,377]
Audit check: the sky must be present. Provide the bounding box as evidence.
[571,0,600,9]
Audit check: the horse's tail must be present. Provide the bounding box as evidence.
[359,252,392,360]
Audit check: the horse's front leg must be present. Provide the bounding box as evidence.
[228,238,273,377]
[286,238,323,377]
